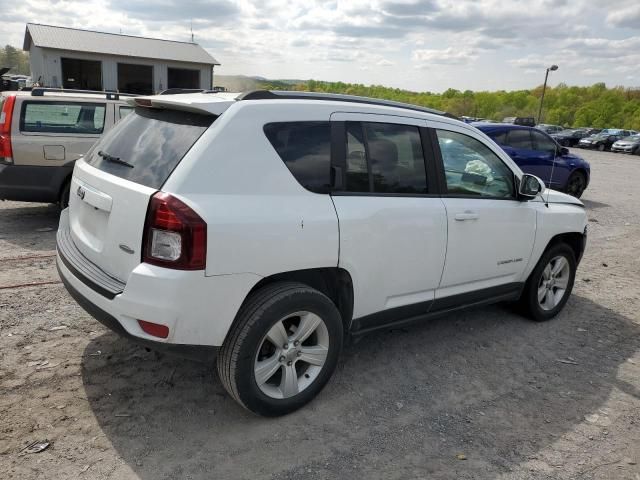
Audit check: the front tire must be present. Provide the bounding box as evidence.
[520,243,576,322]
[597,143,605,151]
[565,171,586,198]
[217,282,343,416]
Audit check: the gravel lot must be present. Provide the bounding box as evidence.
[1,148,639,480]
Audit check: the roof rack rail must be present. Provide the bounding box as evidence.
[237,90,457,119]
[30,87,138,100]
[159,88,206,95]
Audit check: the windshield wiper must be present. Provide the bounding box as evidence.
[98,150,134,168]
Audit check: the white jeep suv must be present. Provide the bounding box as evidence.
[56,91,587,416]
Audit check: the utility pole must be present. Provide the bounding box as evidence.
[537,64,558,124]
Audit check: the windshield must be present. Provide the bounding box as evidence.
[628,135,640,141]
[86,107,215,189]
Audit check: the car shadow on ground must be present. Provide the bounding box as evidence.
[81,295,639,479]
[0,203,60,253]
[581,199,611,210]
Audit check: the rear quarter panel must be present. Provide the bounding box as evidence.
[164,101,340,279]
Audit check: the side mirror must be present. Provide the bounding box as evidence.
[560,147,569,156]
[519,174,545,200]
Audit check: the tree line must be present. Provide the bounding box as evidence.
[0,45,30,75]
[261,79,640,130]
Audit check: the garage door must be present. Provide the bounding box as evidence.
[61,58,103,91]
[168,68,200,89]
[118,64,153,95]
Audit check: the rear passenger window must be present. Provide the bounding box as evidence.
[489,130,507,145]
[264,122,331,193]
[506,129,533,150]
[21,102,106,134]
[344,122,428,194]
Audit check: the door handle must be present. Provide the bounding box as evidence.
[455,211,479,221]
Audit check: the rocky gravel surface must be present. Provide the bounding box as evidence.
[0,148,639,479]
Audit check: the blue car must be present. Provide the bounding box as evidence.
[473,123,591,198]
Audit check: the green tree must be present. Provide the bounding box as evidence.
[0,45,30,75]
[264,78,639,129]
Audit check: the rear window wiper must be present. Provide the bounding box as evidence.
[98,150,134,168]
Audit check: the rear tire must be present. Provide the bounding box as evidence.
[597,143,605,152]
[217,282,343,416]
[519,243,576,322]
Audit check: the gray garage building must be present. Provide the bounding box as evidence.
[23,23,220,95]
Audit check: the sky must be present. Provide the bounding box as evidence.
[1,0,640,92]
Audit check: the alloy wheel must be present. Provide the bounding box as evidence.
[537,255,571,311]
[254,311,330,399]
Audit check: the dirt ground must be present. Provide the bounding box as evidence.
[1,148,639,480]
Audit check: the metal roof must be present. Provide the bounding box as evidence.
[24,23,220,66]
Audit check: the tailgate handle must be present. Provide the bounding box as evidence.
[73,180,113,212]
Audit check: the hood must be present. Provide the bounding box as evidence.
[536,189,584,207]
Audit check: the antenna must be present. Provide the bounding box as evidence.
[545,146,558,208]
[190,20,194,43]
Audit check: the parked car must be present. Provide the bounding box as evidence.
[611,134,640,154]
[503,116,536,127]
[57,90,588,416]
[551,128,601,147]
[474,123,591,198]
[578,129,634,151]
[0,88,134,207]
[536,124,564,134]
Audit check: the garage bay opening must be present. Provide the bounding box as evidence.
[61,58,103,91]
[118,63,153,95]
[168,68,200,89]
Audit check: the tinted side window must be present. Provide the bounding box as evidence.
[365,123,427,194]
[436,129,515,198]
[488,130,508,145]
[344,122,428,194]
[531,130,557,154]
[506,129,533,149]
[345,122,370,192]
[21,101,106,134]
[264,122,331,193]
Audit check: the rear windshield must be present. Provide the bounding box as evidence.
[86,107,215,189]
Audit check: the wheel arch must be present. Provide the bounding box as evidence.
[545,231,586,265]
[567,167,590,190]
[243,267,354,333]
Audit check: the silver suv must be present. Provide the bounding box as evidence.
[0,88,133,207]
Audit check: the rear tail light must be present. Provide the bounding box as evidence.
[0,95,16,164]
[142,192,207,270]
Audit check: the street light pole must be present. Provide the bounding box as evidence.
[537,64,558,124]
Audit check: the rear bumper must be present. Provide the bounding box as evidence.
[57,261,218,363]
[56,210,261,349]
[0,163,72,203]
